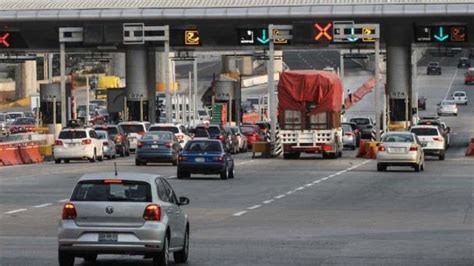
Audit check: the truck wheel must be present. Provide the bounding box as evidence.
[58,250,74,266]
[283,153,293,159]
[439,151,445,160]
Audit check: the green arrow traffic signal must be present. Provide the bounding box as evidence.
[257,29,270,44]
[433,27,449,42]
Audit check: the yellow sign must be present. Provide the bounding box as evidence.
[362,27,376,42]
[273,29,288,44]
[185,30,200,46]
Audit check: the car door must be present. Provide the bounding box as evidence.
[160,178,185,248]
[90,130,103,157]
[155,178,178,246]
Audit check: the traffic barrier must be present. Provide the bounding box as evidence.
[19,143,43,164]
[466,138,474,157]
[0,144,23,166]
[39,145,53,161]
[356,139,368,158]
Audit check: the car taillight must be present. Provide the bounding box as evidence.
[55,140,64,146]
[176,134,184,140]
[82,139,92,145]
[344,132,353,136]
[218,135,225,141]
[62,203,77,220]
[137,131,145,137]
[433,137,443,142]
[165,142,172,148]
[143,204,161,221]
[409,145,418,151]
[103,141,109,146]
[213,156,225,161]
[378,144,386,152]
[178,155,187,161]
[137,141,144,148]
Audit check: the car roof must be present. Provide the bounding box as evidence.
[383,131,412,135]
[188,139,221,143]
[411,125,439,129]
[453,90,466,94]
[78,172,160,183]
[151,123,181,127]
[119,121,149,125]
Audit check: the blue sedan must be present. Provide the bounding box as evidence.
[135,131,181,166]
[177,139,234,180]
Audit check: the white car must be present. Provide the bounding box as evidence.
[451,91,468,105]
[6,111,24,124]
[54,128,104,163]
[376,131,425,172]
[149,123,191,148]
[96,130,117,159]
[119,121,150,152]
[437,100,458,116]
[410,125,446,160]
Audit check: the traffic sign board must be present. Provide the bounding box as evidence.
[415,24,468,43]
[238,28,290,45]
[333,22,379,43]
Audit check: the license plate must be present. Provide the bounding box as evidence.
[151,145,159,149]
[67,143,77,147]
[195,157,205,162]
[98,232,117,243]
[391,147,405,153]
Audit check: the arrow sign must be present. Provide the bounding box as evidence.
[0,32,10,48]
[347,28,359,42]
[433,27,449,42]
[257,29,270,44]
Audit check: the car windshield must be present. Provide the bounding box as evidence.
[120,124,145,133]
[382,134,414,143]
[71,180,152,202]
[185,141,222,152]
[143,131,173,141]
[0,114,5,121]
[13,118,35,125]
[350,118,370,125]
[58,130,87,139]
[428,62,439,67]
[149,126,179,134]
[342,124,353,132]
[411,128,439,136]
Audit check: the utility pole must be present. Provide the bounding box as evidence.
[375,39,381,141]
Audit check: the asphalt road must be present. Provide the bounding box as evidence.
[1,54,473,266]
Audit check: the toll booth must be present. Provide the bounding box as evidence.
[213,80,241,125]
[39,83,71,124]
[106,88,126,123]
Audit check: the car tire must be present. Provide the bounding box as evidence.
[377,163,386,172]
[172,159,178,166]
[414,163,421,172]
[98,154,104,162]
[135,159,142,166]
[55,159,61,164]
[351,145,356,150]
[228,167,235,179]
[421,163,425,171]
[89,152,96,163]
[83,254,97,262]
[153,235,169,266]
[220,166,228,180]
[177,169,188,179]
[439,152,445,161]
[173,227,189,263]
[58,250,74,266]
[64,159,70,164]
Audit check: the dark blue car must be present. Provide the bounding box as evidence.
[135,131,181,166]
[177,139,234,180]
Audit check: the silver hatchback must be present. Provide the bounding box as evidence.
[58,172,190,266]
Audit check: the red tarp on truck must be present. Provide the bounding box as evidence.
[278,70,343,114]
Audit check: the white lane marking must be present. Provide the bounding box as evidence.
[57,199,69,203]
[236,160,254,166]
[320,177,329,181]
[5,208,27,214]
[167,176,176,179]
[328,174,336,178]
[313,180,321,184]
[295,186,305,191]
[33,203,53,208]
[305,183,313,187]
[275,194,286,199]
[286,191,295,195]
[444,68,459,100]
[247,204,262,210]
[263,199,274,204]
[233,211,247,217]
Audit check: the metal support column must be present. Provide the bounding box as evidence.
[374,40,381,141]
[60,43,66,127]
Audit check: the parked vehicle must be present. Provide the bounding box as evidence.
[135,131,181,166]
[349,117,375,139]
[342,123,357,150]
[410,125,446,160]
[240,125,262,149]
[224,127,240,154]
[451,91,468,105]
[149,123,191,148]
[458,57,471,69]
[426,62,441,75]
[8,117,36,134]
[53,127,104,163]
[6,111,24,124]
[177,139,234,179]
[342,122,361,147]
[119,121,150,152]
[93,125,130,157]
[437,100,458,116]
[278,71,343,159]
[0,113,7,135]
[58,173,190,266]
[377,132,425,172]
[95,130,116,159]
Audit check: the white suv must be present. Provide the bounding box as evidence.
[54,128,104,163]
[149,123,191,148]
[119,121,150,152]
[410,125,446,160]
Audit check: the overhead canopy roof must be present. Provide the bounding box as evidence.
[0,0,473,21]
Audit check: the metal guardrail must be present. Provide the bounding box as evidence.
[1,0,473,10]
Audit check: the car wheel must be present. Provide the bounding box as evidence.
[173,227,189,263]
[58,250,74,266]
[421,163,425,171]
[89,152,96,163]
[439,151,445,160]
[220,166,228,180]
[414,163,421,172]
[377,163,386,172]
[228,167,235,179]
[98,154,104,162]
[55,159,61,164]
[153,235,169,266]
[351,144,356,150]
[83,254,97,262]
[64,159,70,164]
[135,159,142,166]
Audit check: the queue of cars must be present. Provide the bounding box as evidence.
[0,111,37,135]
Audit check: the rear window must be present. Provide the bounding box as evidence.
[143,131,173,141]
[241,126,257,134]
[350,118,370,125]
[121,124,145,134]
[197,126,220,136]
[342,124,352,132]
[13,118,35,125]
[198,110,207,116]
[96,131,107,139]
[149,126,179,134]
[71,180,152,202]
[8,113,22,119]
[185,141,222,152]
[0,114,5,121]
[59,130,87,139]
[428,62,439,67]
[454,92,465,97]
[382,134,414,143]
[194,128,210,138]
[411,128,439,136]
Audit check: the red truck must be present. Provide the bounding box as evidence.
[278,70,344,159]
[464,68,474,85]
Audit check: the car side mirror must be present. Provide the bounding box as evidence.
[178,196,190,206]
